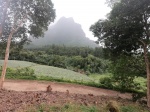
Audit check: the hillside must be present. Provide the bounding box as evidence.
[27,17,98,48]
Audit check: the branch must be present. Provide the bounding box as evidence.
[138,39,146,46]
[12,14,28,34]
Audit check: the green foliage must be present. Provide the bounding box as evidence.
[22,103,149,112]
[111,55,140,91]
[0,60,147,95]
[120,105,148,112]
[98,74,146,95]
[0,60,93,82]
[134,77,147,92]
[109,55,146,92]
[24,103,101,112]
[99,77,114,89]
[0,67,36,80]
[0,0,56,47]
[90,0,150,56]
[9,46,110,74]
[90,0,150,102]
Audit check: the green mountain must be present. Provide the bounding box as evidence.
[27,17,98,48]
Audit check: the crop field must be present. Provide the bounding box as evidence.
[0,60,147,93]
[0,60,37,68]
[0,60,93,82]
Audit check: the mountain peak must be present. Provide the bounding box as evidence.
[57,17,75,23]
[29,17,98,48]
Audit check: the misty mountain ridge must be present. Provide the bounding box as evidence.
[28,17,98,48]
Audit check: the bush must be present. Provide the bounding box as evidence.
[1,67,36,80]
[110,55,144,92]
[99,77,114,89]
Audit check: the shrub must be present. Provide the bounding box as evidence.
[110,55,144,92]
[2,67,36,80]
[99,77,114,89]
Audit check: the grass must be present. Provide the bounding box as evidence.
[120,105,149,112]
[0,60,149,111]
[19,103,104,112]
[0,60,37,68]
[89,73,112,83]
[134,77,147,92]
[32,65,93,82]
[18,103,149,112]
[0,60,93,83]
[0,60,147,94]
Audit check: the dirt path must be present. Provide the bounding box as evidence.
[4,79,132,99]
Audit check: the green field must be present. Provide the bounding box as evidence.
[0,60,93,82]
[0,60,147,93]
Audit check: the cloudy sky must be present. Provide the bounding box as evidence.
[51,0,111,40]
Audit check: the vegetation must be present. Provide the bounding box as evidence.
[19,103,149,112]
[0,0,56,89]
[0,0,149,111]
[90,0,150,107]
[3,45,110,74]
[0,60,147,96]
[0,60,93,82]
[21,103,104,112]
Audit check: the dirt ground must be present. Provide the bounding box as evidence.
[0,80,139,112]
[4,80,132,99]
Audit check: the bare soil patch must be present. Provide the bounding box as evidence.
[0,80,138,112]
[4,80,131,99]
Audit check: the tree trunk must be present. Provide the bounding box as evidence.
[0,13,26,89]
[143,44,150,107]
[0,30,14,89]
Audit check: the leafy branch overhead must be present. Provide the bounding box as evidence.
[0,0,56,43]
[90,0,150,56]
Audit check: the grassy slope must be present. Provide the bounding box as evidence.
[0,60,93,82]
[0,60,146,93]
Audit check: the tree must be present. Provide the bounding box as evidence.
[0,0,56,89]
[111,54,145,91]
[90,0,150,107]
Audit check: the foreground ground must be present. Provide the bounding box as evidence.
[4,80,131,99]
[0,80,149,112]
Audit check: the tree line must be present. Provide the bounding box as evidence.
[3,45,109,74]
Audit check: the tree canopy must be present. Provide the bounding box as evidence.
[90,0,150,107]
[90,0,150,56]
[0,0,56,46]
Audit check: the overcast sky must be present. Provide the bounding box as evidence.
[51,0,111,40]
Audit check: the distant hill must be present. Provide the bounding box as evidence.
[27,17,98,48]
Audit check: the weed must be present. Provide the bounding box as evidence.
[23,103,102,112]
